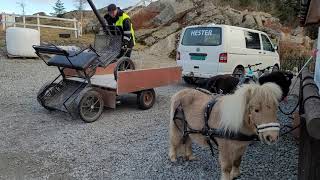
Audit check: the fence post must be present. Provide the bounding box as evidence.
[23,15,26,28]
[74,18,78,38]
[2,14,5,30]
[37,14,40,33]
[13,14,16,27]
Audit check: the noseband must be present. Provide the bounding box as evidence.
[256,123,280,133]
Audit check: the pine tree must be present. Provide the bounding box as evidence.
[51,0,66,17]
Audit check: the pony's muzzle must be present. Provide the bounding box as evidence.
[261,131,279,145]
[257,123,280,145]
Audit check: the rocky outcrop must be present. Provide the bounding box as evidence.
[132,0,313,60]
[60,0,314,60]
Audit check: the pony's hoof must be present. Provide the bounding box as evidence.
[185,155,198,161]
[231,169,240,179]
[169,156,177,162]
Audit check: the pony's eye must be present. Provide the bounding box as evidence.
[255,109,259,113]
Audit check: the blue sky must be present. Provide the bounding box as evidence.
[0,0,141,15]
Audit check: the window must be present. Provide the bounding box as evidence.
[244,31,261,50]
[261,34,275,52]
[182,27,222,46]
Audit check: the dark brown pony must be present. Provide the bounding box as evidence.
[205,71,293,99]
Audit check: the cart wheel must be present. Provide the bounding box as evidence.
[137,89,156,110]
[114,57,135,81]
[76,89,104,123]
[37,82,61,111]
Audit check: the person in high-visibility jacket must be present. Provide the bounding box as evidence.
[104,4,135,58]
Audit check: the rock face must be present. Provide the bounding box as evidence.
[130,0,313,59]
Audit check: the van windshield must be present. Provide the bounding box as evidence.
[181,27,222,46]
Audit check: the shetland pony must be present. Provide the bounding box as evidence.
[205,71,293,99]
[168,83,283,180]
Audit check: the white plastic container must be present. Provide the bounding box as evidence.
[6,27,40,57]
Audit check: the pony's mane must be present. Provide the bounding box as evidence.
[218,82,282,133]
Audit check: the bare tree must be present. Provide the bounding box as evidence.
[16,0,26,15]
[74,0,87,26]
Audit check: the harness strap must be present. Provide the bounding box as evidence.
[209,129,259,141]
[173,105,202,144]
[203,97,220,156]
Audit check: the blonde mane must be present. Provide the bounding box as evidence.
[218,82,282,133]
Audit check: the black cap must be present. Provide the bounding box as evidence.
[107,4,117,12]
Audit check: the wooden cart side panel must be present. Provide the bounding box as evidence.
[95,88,116,109]
[95,63,116,75]
[117,66,182,95]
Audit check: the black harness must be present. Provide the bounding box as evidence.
[173,89,259,157]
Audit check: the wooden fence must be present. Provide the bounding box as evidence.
[1,13,82,38]
[298,68,320,180]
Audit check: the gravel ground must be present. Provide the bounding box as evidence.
[0,55,298,180]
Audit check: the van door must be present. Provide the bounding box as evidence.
[243,31,264,71]
[261,34,279,68]
[178,26,223,78]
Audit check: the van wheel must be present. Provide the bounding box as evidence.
[233,67,244,78]
[272,65,279,72]
[183,77,195,85]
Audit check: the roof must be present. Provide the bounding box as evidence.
[182,24,268,35]
[300,0,320,26]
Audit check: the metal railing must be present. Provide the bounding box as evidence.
[1,13,82,38]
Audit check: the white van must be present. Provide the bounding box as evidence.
[176,24,280,84]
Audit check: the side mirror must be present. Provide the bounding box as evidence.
[274,45,278,51]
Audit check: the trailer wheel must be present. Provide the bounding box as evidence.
[77,89,104,123]
[37,82,61,111]
[114,57,135,81]
[137,89,156,110]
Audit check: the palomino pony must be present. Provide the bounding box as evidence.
[168,83,283,180]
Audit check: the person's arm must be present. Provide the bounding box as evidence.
[103,14,115,35]
[103,14,113,25]
[122,18,132,45]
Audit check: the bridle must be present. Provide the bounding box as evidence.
[256,123,281,133]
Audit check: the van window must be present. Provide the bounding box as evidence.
[261,34,274,52]
[181,27,222,46]
[244,31,261,50]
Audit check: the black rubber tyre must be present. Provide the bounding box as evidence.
[37,82,61,111]
[114,57,135,81]
[183,76,195,85]
[137,89,156,110]
[76,88,104,123]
